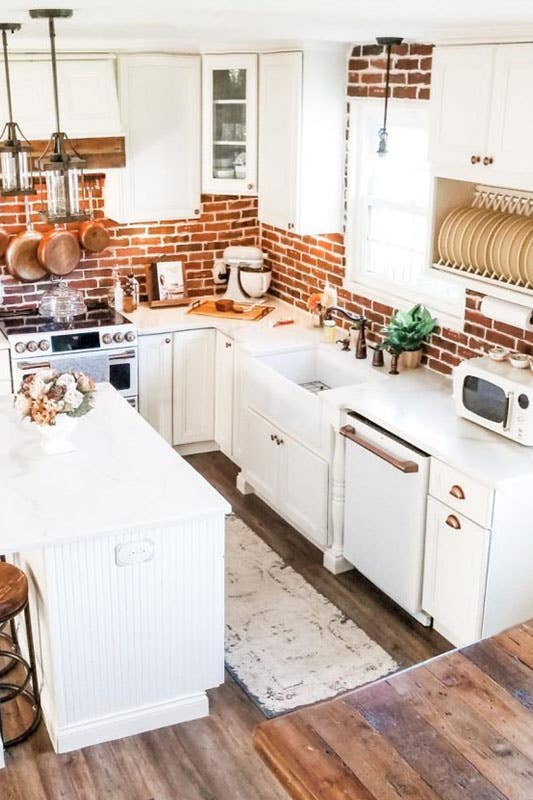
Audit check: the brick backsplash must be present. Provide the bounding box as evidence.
[262,42,533,376]
[0,177,258,308]
[2,43,532,377]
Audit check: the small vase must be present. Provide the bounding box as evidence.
[311,311,323,328]
[398,349,423,370]
[38,415,79,455]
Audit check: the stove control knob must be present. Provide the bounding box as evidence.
[125,331,136,342]
[39,340,50,351]
[114,332,124,343]
[26,341,38,353]
[102,333,113,344]
[14,341,26,354]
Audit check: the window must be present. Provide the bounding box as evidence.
[346,99,462,318]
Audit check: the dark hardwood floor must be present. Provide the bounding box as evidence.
[0,451,451,800]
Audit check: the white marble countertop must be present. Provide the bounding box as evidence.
[323,367,533,487]
[0,384,231,554]
[128,296,533,487]
[0,330,8,351]
[125,297,323,354]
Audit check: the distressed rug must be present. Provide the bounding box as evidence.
[225,515,398,717]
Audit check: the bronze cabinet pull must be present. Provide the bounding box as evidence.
[445,514,461,530]
[449,484,465,500]
[470,154,481,164]
[483,156,494,165]
[270,434,276,442]
[340,425,419,473]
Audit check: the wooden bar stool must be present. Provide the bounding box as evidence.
[0,562,41,748]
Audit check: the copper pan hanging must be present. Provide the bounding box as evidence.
[5,197,47,281]
[79,182,110,253]
[0,226,9,259]
[37,225,81,276]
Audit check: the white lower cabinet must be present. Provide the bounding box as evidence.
[423,496,490,646]
[244,407,328,547]
[138,334,173,443]
[278,434,329,547]
[173,329,216,446]
[214,332,235,458]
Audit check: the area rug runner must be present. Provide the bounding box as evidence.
[225,515,398,717]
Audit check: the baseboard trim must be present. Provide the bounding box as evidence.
[323,550,353,575]
[49,692,209,754]
[175,441,219,456]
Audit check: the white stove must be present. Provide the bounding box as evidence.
[0,303,139,406]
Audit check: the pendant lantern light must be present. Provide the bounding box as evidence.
[29,8,88,223]
[376,36,404,157]
[0,23,35,196]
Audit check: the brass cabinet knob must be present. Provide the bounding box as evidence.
[470,154,481,164]
[483,156,494,165]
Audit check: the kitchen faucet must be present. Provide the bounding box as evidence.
[324,306,367,359]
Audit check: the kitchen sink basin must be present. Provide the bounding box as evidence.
[257,344,386,391]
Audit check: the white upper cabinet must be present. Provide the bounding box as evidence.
[202,54,257,196]
[431,43,533,190]
[0,56,121,140]
[258,49,345,235]
[104,54,201,223]
[487,44,533,184]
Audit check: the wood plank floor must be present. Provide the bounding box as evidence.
[0,452,451,799]
[254,621,533,800]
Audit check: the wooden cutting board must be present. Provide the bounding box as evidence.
[188,300,274,321]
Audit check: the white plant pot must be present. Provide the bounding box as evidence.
[38,415,79,455]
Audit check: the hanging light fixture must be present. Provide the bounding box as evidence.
[0,23,35,196]
[29,8,88,223]
[376,36,404,157]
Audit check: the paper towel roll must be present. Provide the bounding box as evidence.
[480,296,533,331]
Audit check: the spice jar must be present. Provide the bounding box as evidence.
[323,318,337,343]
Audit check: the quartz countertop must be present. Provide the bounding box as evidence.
[125,297,323,354]
[130,296,533,487]
[0,384,231,555]
[322,367,533,487]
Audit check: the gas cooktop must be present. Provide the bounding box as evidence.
[0,302,130,337]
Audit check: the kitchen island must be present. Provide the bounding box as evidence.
[0,384,230,766]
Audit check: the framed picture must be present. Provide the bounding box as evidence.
[145,259,191,308]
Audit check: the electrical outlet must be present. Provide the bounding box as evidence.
[115,540,155,566]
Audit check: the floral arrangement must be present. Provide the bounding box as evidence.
[15,370,96,427]
[307,292,323,313]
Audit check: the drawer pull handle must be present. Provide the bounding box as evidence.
[470,154,481,164]
[270,434,276,442]
[449,484,465,500]
[340,425,419,474]
[445,514,461,530]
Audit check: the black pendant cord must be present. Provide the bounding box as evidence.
[47,17,62,134]
[1,29,14,124]
[382,43,392,134]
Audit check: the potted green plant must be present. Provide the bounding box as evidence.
[381,304,437,369]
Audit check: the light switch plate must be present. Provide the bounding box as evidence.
[115,540,155,566]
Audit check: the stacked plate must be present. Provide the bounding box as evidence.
[437,205,533,287]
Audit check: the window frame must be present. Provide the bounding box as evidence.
[344,97,463,327]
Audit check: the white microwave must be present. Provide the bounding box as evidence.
[454,356,533,446]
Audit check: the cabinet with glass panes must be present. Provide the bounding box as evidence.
[202,54,257,195]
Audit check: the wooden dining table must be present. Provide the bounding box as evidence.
[254,620,533,800]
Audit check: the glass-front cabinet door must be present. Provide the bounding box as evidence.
[202,54,258,195]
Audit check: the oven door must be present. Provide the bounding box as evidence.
[14,349,138,400]
[460,374,511,433]
[107,348,138,398]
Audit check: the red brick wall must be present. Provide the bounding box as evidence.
[263,42,533,376]
[0,177,258,309]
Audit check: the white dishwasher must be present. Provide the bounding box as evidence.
[341,413,431,625]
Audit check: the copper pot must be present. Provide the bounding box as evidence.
[4,197,47,282]
[38,227,81,277]
[398,349,423,370]
[0,226,9,259]
[79,184,110,253]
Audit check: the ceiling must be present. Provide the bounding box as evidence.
[3,0,533,52]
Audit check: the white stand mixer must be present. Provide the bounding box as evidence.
[216,246,271,302]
